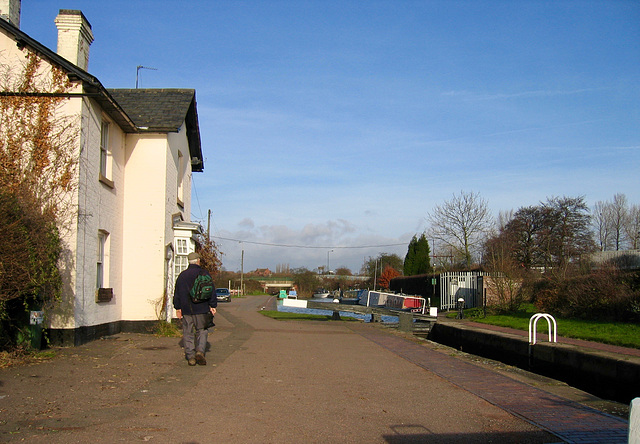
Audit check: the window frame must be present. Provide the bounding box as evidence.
[97,230,108,289]
[174,238,190,275]
[177,151,185,208]
[99,120,114,188]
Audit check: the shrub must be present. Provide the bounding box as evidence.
[533,268,640,322]
[0,191,62,349]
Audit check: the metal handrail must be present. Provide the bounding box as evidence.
[528,313,557,345]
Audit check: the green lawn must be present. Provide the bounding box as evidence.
[456,305,640,349]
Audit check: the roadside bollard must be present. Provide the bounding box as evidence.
[631,397,639,444]
[398,312,413,332]
[456,298,465,319]
[29,310,44,350]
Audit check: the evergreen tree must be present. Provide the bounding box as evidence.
[404,233,432,275]
[414,233,432,274]
[403,235,418,275]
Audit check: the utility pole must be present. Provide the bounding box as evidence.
[207,209,211,239]
[373,258,378,290]
[240,247,244,296]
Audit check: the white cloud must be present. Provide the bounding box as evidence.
[212,219,413,273]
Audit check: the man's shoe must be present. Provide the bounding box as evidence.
[188,358,197,366]
[195,352,207,366]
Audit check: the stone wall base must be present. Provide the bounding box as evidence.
[47,320,160,347]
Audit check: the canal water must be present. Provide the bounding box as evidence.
[276,298,399,323]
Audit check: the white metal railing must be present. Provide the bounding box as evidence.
[439,272,489,310]
[528,313,557,345]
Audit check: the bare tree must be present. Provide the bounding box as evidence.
[489,196,594,277]
[540,196,594,277]
[496,209,514,232]
[625,204,640,250]
[501,206,545,269]
[592,200,613,251]
[483,234,526,312]
[609,193,629,250]
[427,191,492,268]
[195,234,222,277]
[592,194,632,251]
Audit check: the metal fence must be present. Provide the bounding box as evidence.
[590,250,640,269]
[439,272,488,311]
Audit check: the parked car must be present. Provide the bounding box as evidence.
[312,288,331,298]
[216,288,231,302]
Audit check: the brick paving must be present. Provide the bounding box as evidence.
[350,323,629,444]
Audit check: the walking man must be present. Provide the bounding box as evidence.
[173,252,217,366]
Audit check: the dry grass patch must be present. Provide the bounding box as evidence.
[0,346,56,369]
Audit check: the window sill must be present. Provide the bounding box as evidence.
[177,198,184,209]
[99,174,114,189]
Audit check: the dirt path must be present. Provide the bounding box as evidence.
[0,295,624,443]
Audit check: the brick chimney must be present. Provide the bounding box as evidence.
[54,9,94,71]
[0,0,21,28]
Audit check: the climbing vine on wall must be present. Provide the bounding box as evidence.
[0,48,79,340]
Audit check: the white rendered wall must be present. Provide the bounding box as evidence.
[167,124,192,225]
[55,97,126,330]
[120,123,192,322]
[49,91,83,330]
[121,134,171,321]
[74,103,125,328]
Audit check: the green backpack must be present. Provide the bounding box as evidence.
[189,272,215,303]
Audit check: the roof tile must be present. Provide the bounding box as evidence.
[107,89,195,131]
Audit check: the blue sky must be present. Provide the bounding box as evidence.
[21,0,640,273]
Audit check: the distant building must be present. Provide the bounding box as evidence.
[250,268,273,277]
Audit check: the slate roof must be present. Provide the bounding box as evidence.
[108,89,204,172]
[107,89,194,131]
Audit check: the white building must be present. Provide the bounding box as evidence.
[0,2,206,344]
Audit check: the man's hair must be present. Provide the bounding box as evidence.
[188,258,200,265]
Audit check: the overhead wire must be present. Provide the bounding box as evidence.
[190,175,204,221]
[210,236,406,250]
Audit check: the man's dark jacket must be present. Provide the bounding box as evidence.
[173,264,217,315]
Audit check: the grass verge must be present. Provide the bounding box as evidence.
[153,321,182,337]
[453,304,640,349]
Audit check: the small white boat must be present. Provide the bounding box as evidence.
[312,289,331,298]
